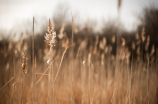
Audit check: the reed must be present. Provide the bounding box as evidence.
[71,12,74,104]
[44,18,57,104]
[21,52,27,104]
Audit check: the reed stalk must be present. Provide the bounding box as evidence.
[71,12,74,104]
[10,53,15,104]
[32,17,35,104]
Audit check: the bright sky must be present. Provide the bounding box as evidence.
[0,0,158,33]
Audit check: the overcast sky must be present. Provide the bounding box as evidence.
[0,0,158,33]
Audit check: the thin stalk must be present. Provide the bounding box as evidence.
[114,1,121,103]
[129,50,133,104]
[89,56,91,104]
[81,61,84,104]
[52,46,70,88]
[36,57,57,85]
[10,85,15,104]
[21,73,25,104]
[142,42,144,62]
[47,54,53,104]
[0,77,14,91]
[32,17,35,104]
[10,54,15,104]
[34,56,36,103]
[111,88,116,104]
[147,57,150,104]
[20,67,23,104]
[71,12,74,104]
[47,64,51,104]
[52,63,54,104]
[90,85,96,104]
[127,63,130,104]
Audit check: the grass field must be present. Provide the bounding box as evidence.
[0,1,158,104]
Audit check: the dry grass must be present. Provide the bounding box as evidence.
[0,11,158,104]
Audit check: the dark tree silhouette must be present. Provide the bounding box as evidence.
[138,7,158,44]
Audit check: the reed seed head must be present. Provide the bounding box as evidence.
[58,24,65,39]
[101,53,104,65]
[88,53,91,67]
[112,36,116,44]
[141,27,146,42]
[102,37,107,47]
[45,19,57,48]
[21,52,27,75]
[132,41,135,50]
[137,46,140,55]
[104,47,108,54]
[150,45,155,56]
[121,37,126,47]
[135,32,139,40]
[95,35,99,46]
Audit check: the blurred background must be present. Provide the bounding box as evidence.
[0,0,158,37]
[0,0,158,104]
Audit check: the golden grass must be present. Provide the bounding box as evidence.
[0,19,158,104]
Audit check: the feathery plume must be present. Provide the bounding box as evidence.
[21,52,27,75]
[44,19,57,48]
[135,32,139,40]
[121,37,126,47]
[58,24,65,39]
[101,53,104,65]
[141,27,146,42]
[145,35,150,51]
[150,45,155,56]
[132,41,135,50]
[137,46,141,55]
[95,35,99,46]
[102,37,107,47]
[112,36,116,44]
